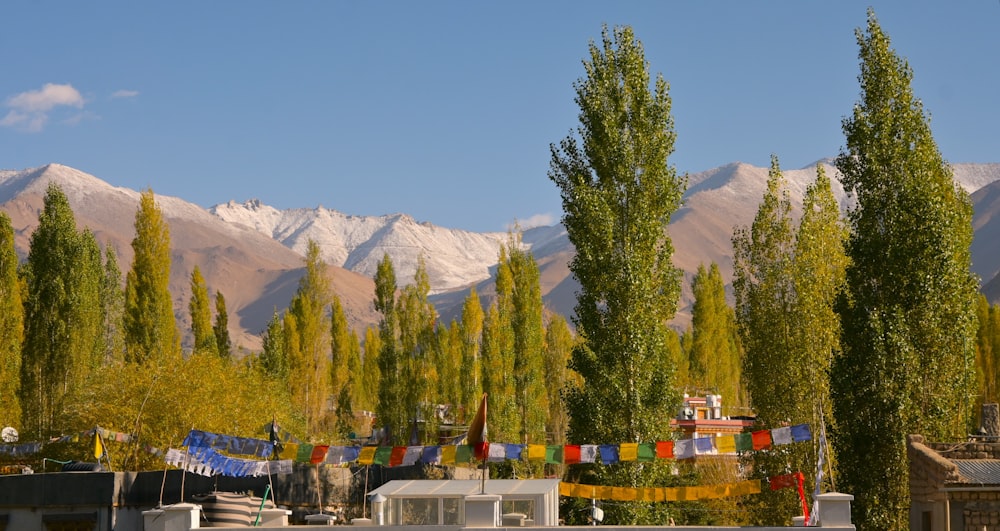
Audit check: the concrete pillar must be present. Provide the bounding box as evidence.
[142,503,200,531]
[253,508,291,527]
[816,492,854,529]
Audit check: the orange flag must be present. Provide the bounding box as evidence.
[468,393,488,460]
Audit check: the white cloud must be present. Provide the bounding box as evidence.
[111,89,139,99]
[2,83,85,132]
[507,213,556,231]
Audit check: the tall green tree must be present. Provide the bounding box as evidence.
[505,234,547,445]
[548,25,686,524]
[733,156,796,426]
[687,262,743,413]
[359,325,382,414]
[213,290,232,358]
[975,295,1000,411]
[480,246,517,442]
[257,309,288,379]
[733,159,848,524]
[543,314,576,445]
[792,164,847,436]
[124,189,178,364]
[458,288,484,424]
[395,256,438,444]
[286,240,332,438]
[0,212,23,428]
[99,247,125,364]
[832,11,979,530]
[331,293,364,439]
[20,184,104,437]
[189,266,216,356]
[374,253,405,444]
[732,157,801,525]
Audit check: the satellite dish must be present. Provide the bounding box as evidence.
[1,426,18,443]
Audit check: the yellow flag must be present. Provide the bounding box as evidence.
[93,431,104,459]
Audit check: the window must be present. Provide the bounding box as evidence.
[502,499,535,521]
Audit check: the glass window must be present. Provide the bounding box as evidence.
[442,497,463,525]
[502,499,535,520]
[400,498,438,525]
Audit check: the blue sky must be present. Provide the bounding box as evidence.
[3,1,998,232]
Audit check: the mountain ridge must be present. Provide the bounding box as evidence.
[3,161,1000,353]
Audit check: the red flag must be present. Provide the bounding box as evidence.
[468,393,488,460]
[390,446,407,467]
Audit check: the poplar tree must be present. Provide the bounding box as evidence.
[733,158,847,525]
[792,164,847,433]
[395,256,438,443]
[189,266,216,356]
[330,295,352,414]
[331,293,364,438]
[543,314,576,445]
[549,25,685,524]
[360,325,382,414]
[733,156,796,427]
[286,240,332,437]
[0,212,23,428]
[975,295,1000,411]
[100,247,125,364]
[20,184,104,437]
[480,245,517,441]
[458,288,484,424]
[832,11,979,529]
[374,253,405,444]
[687,262,743,412]
[506,234,547,445]
[213,291,232,358]
[258,309,287,379]
[436,321,463,424]
[124,189,178,364]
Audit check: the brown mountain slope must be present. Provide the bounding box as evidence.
[1,164,379,352]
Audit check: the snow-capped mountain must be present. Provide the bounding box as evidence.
[209,200,511,294]
[3,161,1000,352]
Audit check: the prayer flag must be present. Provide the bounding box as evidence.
[564,445,581,464]
[637,442,656,462]
[791,424,812,442]
[389,446,407,467]
[751,430,772,450]
[734,433,753,452]
[358,446,376,465]
[403,446,423,466]
[694,437,714,455]
[93,431,104,460]
[619,443,638,461]
[421,446,441,465]
[441,445,456,464]
[488,443,506,462]
[715,435,736,454]
[342,446,361,463]
[599,444,619,464]
[674,439,694,460]
[771,426,793,446]
[374,446,392,465]
[546,445,563,464]
[311,445,329,464]
[504,444,524,460]
[580,445,598,463]
[656,441,674,459]
[527,444,546,461]
[455,444,472,463]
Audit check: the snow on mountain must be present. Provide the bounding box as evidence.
[210,201,510,293]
